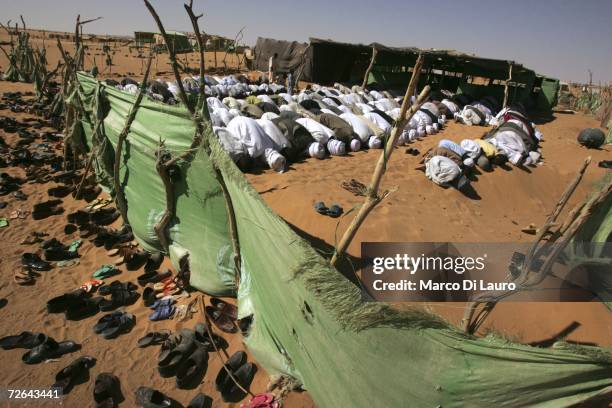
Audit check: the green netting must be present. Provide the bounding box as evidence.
[75,72,612,407]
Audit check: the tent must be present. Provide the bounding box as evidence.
[134,31,155,48]
[67,71,612,407]
[252,37,311,79]
[154,31,193,54]
[254,37,559,110]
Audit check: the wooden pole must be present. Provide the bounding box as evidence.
[361,46,378,89]
[331,55,427,266]
[502,62,513,108]
[113,53,153,223]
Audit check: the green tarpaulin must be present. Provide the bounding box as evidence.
[74,72,612,407]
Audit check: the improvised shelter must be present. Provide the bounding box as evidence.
[65,70,612,408]
[154,31,193,54]
[254,37,558,109]
[134,31,155,48]
[253,37,312,79]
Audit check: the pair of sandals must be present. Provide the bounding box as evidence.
[205,298,238,334]
[94,310,135,340]
[14,267,40,285]
[215,350,257,403]
[32,199,63,220]
[47,288,103,320]
[22,336,79,364]
[314,201,343,218]
[53,356,96,394]
[138,268,171,287]
[157,328,209,389]
[153,277,181,299]
[21,252,51,271]
[98,281,139,312]
[0,331,47,350]
[148,298,175,321]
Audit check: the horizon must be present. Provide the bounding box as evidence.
[1,0,611,84]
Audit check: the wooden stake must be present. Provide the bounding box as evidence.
[361,46,378,89]
[502,63,513,108]
[331,55,427,266]
[113,53,153,223]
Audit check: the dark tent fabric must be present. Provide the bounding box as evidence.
[253,37,312,80]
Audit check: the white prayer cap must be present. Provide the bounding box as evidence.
[463,157,475,167]
[460,139,481,159]
[308,142,326,159]
[327,139,346,156]
[350,139,361,152]
[264,148,286,173]
[426,125,435,135]
[368,136,383,149]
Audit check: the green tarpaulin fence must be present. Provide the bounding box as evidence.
[74,72,612,407]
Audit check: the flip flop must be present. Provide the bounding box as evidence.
[22,338,79,364]
[137,269,171,286]
[52,356,96,394]
[93,264,120,280]
[101,312,135,339]
[80,279,104,293]
[149,303,176,322]
[142,286,156,307]
[0,331,47,350]
[0,218,8,228]
[93,373,121,407]
[14,268,37,285]
[137,331,171,348]
[56,259,80,268]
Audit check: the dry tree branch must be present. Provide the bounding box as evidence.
[113,53,154,222]
[330,55,427,266]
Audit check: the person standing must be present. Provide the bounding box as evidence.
[287,69,294,95]
[268,53,278,83]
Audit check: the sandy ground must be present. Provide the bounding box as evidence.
[1,28,611,408]
[246,113,612,346]
[0,81,313,407]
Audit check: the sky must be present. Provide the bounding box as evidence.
[1,0,611,84]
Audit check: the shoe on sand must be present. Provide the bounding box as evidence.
[176,345,209,389]
[0,331,47,350]
[187,393,211,408]
[134,386,171,408]
[206,306,237,334]
[52,356,96,394]
[93,373,122,408]
[215,351,246,392]
[22,337,79,364]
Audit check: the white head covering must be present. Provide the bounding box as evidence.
[327,139,346,156]
[308,142,326,159]
[425,125,435,135]
[261,112,279,121]
[264,148,286,172]
[426,156,461,185]
[368,136,383,149]
[460,139,481,159]
[350,139,361,152]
